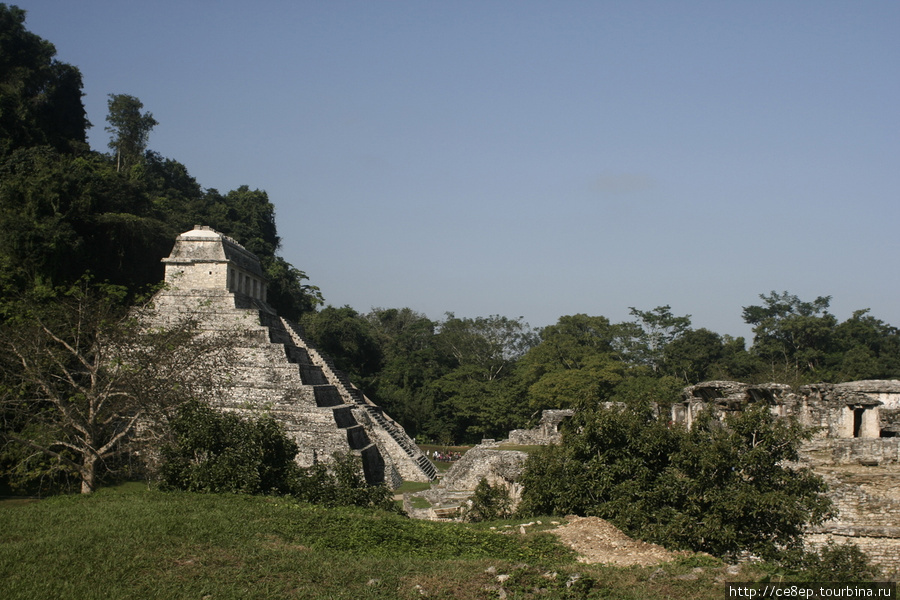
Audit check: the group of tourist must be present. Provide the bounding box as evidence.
[429,450,461,462]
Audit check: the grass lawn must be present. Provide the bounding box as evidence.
[393,480,432,494]
[0,483,738,599]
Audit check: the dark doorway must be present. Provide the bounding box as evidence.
[853,407,865,438]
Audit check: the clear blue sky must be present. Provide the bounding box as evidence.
[17,1,900,339]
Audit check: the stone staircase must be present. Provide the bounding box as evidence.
[279,317,437,481]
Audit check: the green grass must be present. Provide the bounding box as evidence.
[393,480,432,494]
[0,484,740,599]
[408,496,432,509]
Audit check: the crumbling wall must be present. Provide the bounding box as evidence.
[676,380,900,440]
[805,467,900,575]
[508,409,574,445]
[437,446,528,493]
[829,440,900,465]
[406,410,578,520]
[406,445,528,520]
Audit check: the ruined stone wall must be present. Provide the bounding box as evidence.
[407,445,528,520]
[802,442,900,573]
[828,439,900,466]
[508,410,574,445]
[677,380,900,440]
[805,467,900,575]
[437,445,528,493]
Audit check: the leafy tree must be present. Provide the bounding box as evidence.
[524,314,618,373]
[423,314,537,441]
[0,4,89,156]
[364,308,446,435]
[366,308,438,364]
[0,284,233,493]
[300,306,383,384]
[654,405,832,559]
[662,328,725,383]
[519,314,624,412]
[743,291,837,380]
[719,334,760,381]
[610,374,683,414]
[829,309,900,381]
[436,314,537,382]
[518,402,832,560]
[659,328,757,383]
[525,353,625,410]
[262,255,323,321]
[105,93,157,172]
[199,186,280,257]
[143,151,206,228]
[620,305,692,372]
[0,146,169,295]
[427,366,525,442]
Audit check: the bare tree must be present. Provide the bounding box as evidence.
[1,287,234,493]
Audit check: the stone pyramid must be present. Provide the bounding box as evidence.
[148,225,436,486]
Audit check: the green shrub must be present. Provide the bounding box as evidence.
[790,542,882,582]
[158,401,397,511]
[464,477,512,522]
[518,402,833,560]
[292,452,397,511]
[159,400,301,495]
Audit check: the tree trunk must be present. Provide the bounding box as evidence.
[81,455,97,494]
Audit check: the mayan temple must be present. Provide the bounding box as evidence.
[148,225,436,487]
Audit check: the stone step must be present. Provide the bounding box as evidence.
[345,425,371,450]
[313,385,344,408]
[278,315,437,481]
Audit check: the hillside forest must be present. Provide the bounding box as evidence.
[3,5,900,448]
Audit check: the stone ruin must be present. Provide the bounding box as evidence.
[674,380,900,573]
[404,410,574,520]
[673,379,900,442]
[507,409,574,445]
[147,225,436,487]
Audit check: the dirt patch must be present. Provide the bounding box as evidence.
[551,516,683,566]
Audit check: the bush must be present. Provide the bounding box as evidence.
[464,478,512,522]
[158,401,397,511]
[518,402,833,560]
[292,452,396,511]
[159,401,301,495]
[793,542,881,582]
